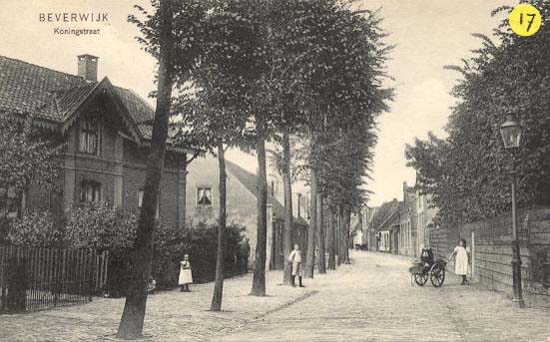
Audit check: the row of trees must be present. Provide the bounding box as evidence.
[406,1,550,228]
[108,0,392,338]
[0,0,392,339]
[0,0,391,338]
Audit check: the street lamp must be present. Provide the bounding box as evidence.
[499,114,525,309]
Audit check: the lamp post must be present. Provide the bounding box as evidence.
[499,115,525,309]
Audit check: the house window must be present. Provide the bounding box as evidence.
[0,187,20,219]
[79,116,101,155]
[197,187,212,206]
[80,180,101,203]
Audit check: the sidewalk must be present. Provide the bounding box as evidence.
[0,265,348,341]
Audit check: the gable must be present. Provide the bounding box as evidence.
[60,78,143,143]
[0,56,155,141]
[226,160,308,225]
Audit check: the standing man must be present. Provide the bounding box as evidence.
[288,244,306,287]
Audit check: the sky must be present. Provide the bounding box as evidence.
[0,0,517,206]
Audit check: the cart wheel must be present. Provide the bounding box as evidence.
[414,272,428,286]
[430,264,445,287]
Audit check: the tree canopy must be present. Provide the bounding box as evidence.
[406,0,550,227]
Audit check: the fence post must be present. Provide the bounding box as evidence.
[103,251,109,291]
[88,249,93,302]
[0,246,6,313]
[53,249,59,307]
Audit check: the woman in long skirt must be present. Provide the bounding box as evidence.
[178,254,193,292]
[448,238,470,285]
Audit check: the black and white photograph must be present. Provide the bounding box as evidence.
[0,0,549,341]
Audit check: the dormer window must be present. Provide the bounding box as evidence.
[79,116,101,155]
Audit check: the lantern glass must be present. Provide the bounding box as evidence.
[500,118,522,149]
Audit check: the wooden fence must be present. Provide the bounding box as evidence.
[0,245,108,313]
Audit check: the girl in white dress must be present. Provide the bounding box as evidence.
[178,254,193,292]
[448,238,470,285]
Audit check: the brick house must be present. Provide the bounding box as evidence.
[351,206,377,249]
[185,155,308,269]
[0,54,189,228]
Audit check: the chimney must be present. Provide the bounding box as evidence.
[77,54,99,82]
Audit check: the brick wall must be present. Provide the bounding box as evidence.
[122,141,183,229]
[429,207,550,307]
[26,119,185,230]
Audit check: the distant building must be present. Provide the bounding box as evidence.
[185,155,308,270]
[371,183,438,257]
[415,190,438,253]
[371,200,400,254]
[351,206,377,249]
[398,182,417,257]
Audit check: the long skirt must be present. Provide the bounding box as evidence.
[455,249,469,276]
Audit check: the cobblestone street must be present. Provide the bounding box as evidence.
[2,252,550,341]
[220,252,550,342]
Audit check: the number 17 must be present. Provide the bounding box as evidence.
[520,12,537,32]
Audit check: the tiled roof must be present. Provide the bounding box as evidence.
[226,160,308,226]
[373,200,400,231]
[0,56,86,120]
[56,83,98,119]
[0,55,155,136]
[114,87,155,124]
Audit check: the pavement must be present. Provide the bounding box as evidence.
[1,251,550,341]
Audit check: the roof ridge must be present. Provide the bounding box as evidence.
[0,54,86,82]
[376,210,398,231]
[59,79,104,118]
[225,159,309,225]
[226,160,274,199]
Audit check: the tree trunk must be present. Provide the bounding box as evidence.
[327,208,336,270]
[337,206,342,267]
[305,168,317,278]
[342,206,351,264]
[327,207,336,270]
[180,154,187,228]
[317,193,326,274]
[282,129,293,285]
[211,143,226,311]
[251,136,268,296]
[117,0,174,338]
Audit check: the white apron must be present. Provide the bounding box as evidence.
[454,246,469,275]
[178,261,193,285]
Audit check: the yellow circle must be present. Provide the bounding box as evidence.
[509,4,542,37]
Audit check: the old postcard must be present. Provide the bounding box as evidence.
[0,1,549,341]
